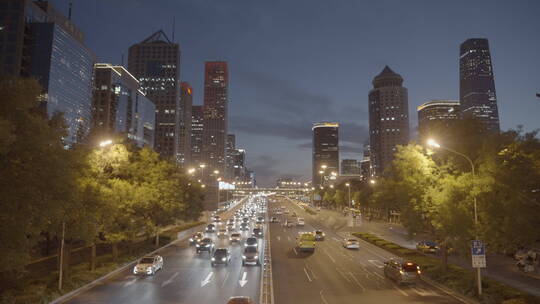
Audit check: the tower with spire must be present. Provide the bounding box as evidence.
[368,66,410,176]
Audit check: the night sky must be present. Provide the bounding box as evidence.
[52,0,540,186]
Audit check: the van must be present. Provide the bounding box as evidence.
[297,233,316,252]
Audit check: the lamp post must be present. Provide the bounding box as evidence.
[199,163,206,182]
[216,177,222,211]
[427,139,482,296]
[345,183,351,209]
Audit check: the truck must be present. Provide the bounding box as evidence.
[297,232,316,252]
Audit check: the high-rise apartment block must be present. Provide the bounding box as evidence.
[202,62,229,173]
[312,122,339,186]
[0,0,94,145]
[92,63,155,147]
[190,105,204,165]
[128,30,181,159]
[459,38,500,132]
[368,66,409,176]
[178,82,193,164]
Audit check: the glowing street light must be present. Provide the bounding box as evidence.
[345,183,351,209]
[427,138,441,149]
[321,164,327,170]
[187,168,196,174]
[369,179,376,185]
[99,139,113,147]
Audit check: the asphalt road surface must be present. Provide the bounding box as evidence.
[269,197,462,304]
[65,197,265,304]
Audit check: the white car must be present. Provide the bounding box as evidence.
[342,238,360,249]
[230,232,242,242]
[217,228,227,237]
[133,255,163,275]
[297,218,305,226]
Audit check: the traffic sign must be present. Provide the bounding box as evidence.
[471,240,486,268]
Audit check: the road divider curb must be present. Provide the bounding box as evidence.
[260,213,274,304]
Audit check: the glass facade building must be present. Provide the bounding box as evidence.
[312,122,339,186]
[417,99,460,140]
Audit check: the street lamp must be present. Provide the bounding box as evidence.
[216,177,222,211]
[369,179,376,185]
[329,184,334,189]
[427,138,482,296]
[187,168,196,175]
[99,139,113,147]
[345,183,351,209]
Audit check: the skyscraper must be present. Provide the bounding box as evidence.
[417,99,460,140]
[368,66,409,176]
[341,159,361,175]
[128,30,181,159]
[312,122,339,186]
[179,82,193,164]
[190,105,204,165]
[225,134,236,179]
[202,61,229,173]
[1,1,95,145]
[92,63,155,148]
[459,38,500,132]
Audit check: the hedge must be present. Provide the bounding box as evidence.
[352,232,540,304]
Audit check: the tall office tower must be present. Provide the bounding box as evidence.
[231,148,247,181]
[0,1,95,144]
[312,122,339,186]
[190,105,204,165]
[202,61,229,173]
[360,143,372,181]
[92,63,155,147]
[417,99,460,140]
[368,66,409,176]
[459,38,500,132]
[341,159,361,175]
[225,134,236,179]
[128,30,181,159]
[178,82,193,164]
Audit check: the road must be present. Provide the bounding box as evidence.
[65,197,265,304]
[269,197,462,304]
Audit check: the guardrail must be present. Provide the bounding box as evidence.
[260,213,274,304]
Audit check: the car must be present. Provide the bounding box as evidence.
[217,228,227,237]
[342,238,360,249]
[189,232,204,245]
[242,246,260,266]
[416,240,439,254]
[297,233,316,252]
[252,227,263,238]
[226,223,236,231]
[227,296,254,304]
[205,224,216,233]
[245,237,258,248]
[196,238,215,254]
[275,210,283,215]
[211,248,231,266]
[212,215,221,222]
[384,260,421,285]
[240,222,249,231]
[314,230,325,241]
[227,218,235,224]
[297,218,305,226]
[257,216,265,223]
[230,232,242,242]
[284,209,289,214]
[133,255,163,275]
[282,220,293,228]
[242,217,250,223]
[270,217,279,223]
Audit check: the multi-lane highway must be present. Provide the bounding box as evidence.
[269,197,462,304]
[65,196,267,304]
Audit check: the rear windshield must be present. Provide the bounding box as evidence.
[300,234,315,241]
[246,238,257,243]
[402,263,418,272]
[140,257,154,264]
[215,249,227,255]
[231,233,240,237]
[202,238,212,242]
[244,246,257,253]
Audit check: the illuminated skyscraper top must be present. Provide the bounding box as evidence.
[459,38,500,132]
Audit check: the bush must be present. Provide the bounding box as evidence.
[304,207,317,215]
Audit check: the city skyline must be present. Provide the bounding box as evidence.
[47,0,540,185]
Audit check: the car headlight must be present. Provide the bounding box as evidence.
[133,267,138,274]
[189,238,193,242]
[254,255,258,259]
[242,255,246,259]
[196,244,200,247]
[222,257,226,261]
[211,257,215,261]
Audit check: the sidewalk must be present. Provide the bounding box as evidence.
[313,206,540,297]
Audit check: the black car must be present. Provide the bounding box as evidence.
[196,238,215,254]
[240,222,249,231]
[253,227,263,238]
[211,248,231,266]
[205,224,216,233]
[314,230,325,241]
[245,237,258,248]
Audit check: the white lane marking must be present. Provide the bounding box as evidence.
[332,237,341,242]
[239,271,248,287]
[276,236,281,241]
[348,272,366,292]
[411,287,426,296]
[303,267,313,282]
[368,259,385,268]
[392,283,409,296]
[373,271,385,280]
[123,278,137,287]
[336,268,351,283]
[320,289,329,304]
[221,271,230,288]
[305,262,318,279]
[200,272,213,287]
[293,247,298,255]
[324,249,336,263]
[161,272,179,287]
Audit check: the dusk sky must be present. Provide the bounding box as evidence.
[52,0,540,186]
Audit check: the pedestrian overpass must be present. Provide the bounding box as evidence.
[229,187,310,197]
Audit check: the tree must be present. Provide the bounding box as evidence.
[333,189,347,209]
